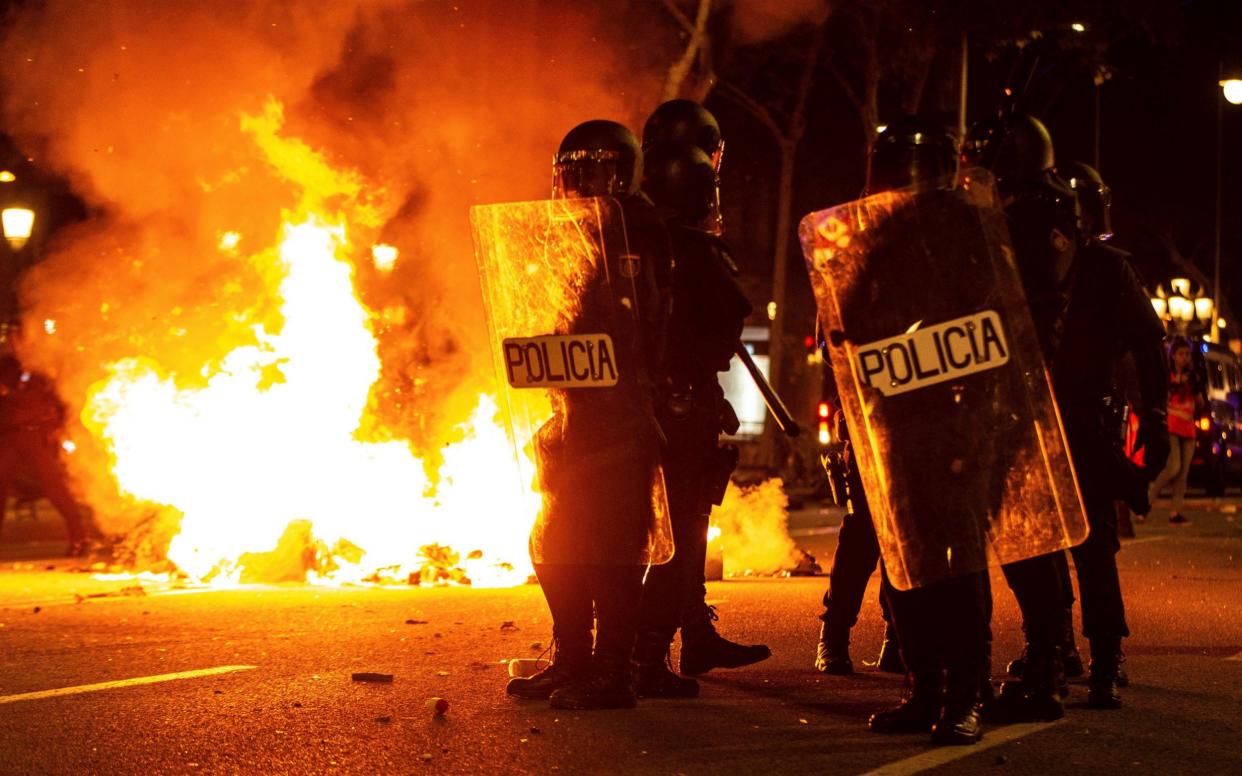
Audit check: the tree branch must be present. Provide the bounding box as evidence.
[716,80,783,143]
[789,19,828,145]
[661,0,713,100]
[659,0,695,34]
[822,57,865,120]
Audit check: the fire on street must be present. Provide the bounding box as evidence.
[1,497,1239,775]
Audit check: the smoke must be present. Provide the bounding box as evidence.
[730,0,831,45]
[713,478,800,576]
[0,0,666,542]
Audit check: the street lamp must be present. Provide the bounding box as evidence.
[1,167,36,252]
[1151,281,1217,335]
[1222,79,1242,106]
[1,207,34,251]
[1195,296,1215,324]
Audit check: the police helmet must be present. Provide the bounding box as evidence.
[641,99,723,165]
[962,114,1060,193]
[1058,160,1113,241]
[552,120,642,199]
[866,116,959,195]
[641,141,716,225]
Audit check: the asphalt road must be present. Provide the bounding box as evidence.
[0,495,1239,775]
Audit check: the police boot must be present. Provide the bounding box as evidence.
[1005,645,1028,678]
[978,643,997,718]
[995,645,1064,722]
[814,620,853,675]
[876,624,906,674]
[634,631,699,699]
[680,604,771,676]
[1086,638,1124,709]
[548,652,637,710]
[868,663,943,734]
[1060,610,1085,679]
[931,655,984,746]
[1009,617,1082,685]
[506,636,591,700]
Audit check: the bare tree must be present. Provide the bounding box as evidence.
[715,11,830,467]
[659,0,716,101]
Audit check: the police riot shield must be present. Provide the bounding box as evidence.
[799,170,1087,590]
[470,196,673,566]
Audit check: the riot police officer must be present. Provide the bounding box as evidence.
[814,116,963,677]
[845,118,993,745]
[1007,160,1119,684]
[632,101,770,697]
[505,119,671,710]
[633,136,772,697]
[966,116,1169,710]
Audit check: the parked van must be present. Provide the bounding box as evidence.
[1189,341,1242,495]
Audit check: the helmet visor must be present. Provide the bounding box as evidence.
[702,139,725,234]
[552,150,624,199]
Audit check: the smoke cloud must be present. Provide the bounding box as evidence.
[0,0,666,542]
[731,0,831,45]
[714,479,800,576]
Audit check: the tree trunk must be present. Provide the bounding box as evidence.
[760,21,826,469]
[765,137,796,468]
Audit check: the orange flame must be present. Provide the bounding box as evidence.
[79,100,536,586]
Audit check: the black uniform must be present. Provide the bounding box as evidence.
[1023,241,1167,705]
[631,135,770,698]
[815,403,898,675]
[638,225,750,648]
[979,117,1169,712]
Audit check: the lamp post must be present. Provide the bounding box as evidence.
[0,168,36,253]
[1151,280,1216,338]
[1214,67,1242,343]
[0,168,39,327]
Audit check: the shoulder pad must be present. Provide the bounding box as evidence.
[704,234,741,276]
[1076,240,1134,282]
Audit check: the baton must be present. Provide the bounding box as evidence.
[735,342,801,438]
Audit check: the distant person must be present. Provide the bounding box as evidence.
[0,355,92,556]
[1148,338,1203,525]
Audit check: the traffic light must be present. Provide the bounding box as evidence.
[817,401,831,445]
[805,334,823,365]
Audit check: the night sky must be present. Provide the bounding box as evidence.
[711,0,1242,353]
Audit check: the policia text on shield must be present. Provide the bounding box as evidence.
[855,311,1010,397]
[502,333,619,389]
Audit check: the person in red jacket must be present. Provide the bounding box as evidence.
[1148,338,1204,524]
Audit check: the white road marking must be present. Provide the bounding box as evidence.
[857,720,1064,776]
[0,664,258,704]
[1123,535,1169,545]
[1226,652,1242,661]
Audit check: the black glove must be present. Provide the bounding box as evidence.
[1134,410,1170,482]
[1114,456,1152,517]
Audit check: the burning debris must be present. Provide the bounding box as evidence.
[0,0,666,587]
[711,479,802,577]
[0,0,803,593]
